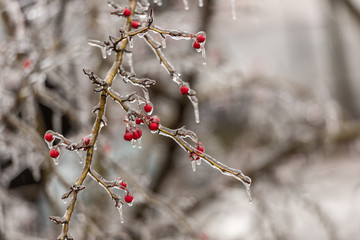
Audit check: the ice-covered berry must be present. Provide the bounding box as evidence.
[144,104,152,113]
[123,8,131,17]
[123,131,133,141]
[49,149,60,158]
[131,21,140,28]
[149,122,159,131]
[119,181,127,189]
[192,41,201,49]
[196,34,206,43]
[44,133,54,142]
[180,86,189,95]
[124,194,134,203]
[82,137,90,146]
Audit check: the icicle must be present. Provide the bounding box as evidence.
[116,205,125,224]
[131,139,136,148]
[128,36,134,48]
[127,52,135,73]
[52,157,59,166]
[183,0,189,10]
[76,150,83,164]
[191,160,196,172]
[198,0,204,7]
[201,46,206,65]
[153,0,162,6]
[162,37,166,48]
[246,185,253,203]
[188,94,200,123]
[230,0,237,20]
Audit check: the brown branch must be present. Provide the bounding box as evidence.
[58,1,137,239]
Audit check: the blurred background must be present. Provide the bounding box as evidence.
[1,0,360,239]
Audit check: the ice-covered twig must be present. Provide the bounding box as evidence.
[158,126,251,187]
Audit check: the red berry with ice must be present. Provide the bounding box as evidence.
[144,104,152,113]
[196,34,206,43]
[124,194,134,203]
[192,41,201,49]
[123,8,131,17]
[49,149,60,158]
[180,86,189,95]
[45,133,54,142]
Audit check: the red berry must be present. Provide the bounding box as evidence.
[82,137,90,146]
[180,86,189,95]
[196,34,206,43]
[119,181,127,189]
[124,194,134,203]
[196,142,205,154]
[150,116,160,124]
[144,104,152,113]
[131,21,140,28]
[136,128,142,138]
[135,118,143,124]
[192,41,201,49]
[123,131,133,141]
[132,130,140,140]
[148,122,159,131]
[123,8,131,17]
[49,149,59,158]
[44,133,54,142]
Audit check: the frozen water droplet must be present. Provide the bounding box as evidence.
[191,160,196,172]
[198,0,204,7]
[117,205,125,224]
[128,37,134,48]
[162,37,166,48]
[101,47,107,59]
[183,0,189,10]
[77,150,83,164]
[52,157,59,165]
[63,198,67,204]
[196,158,201,165]
[246,185,253,203]
[137,138,142,149]
[131,139,136,148]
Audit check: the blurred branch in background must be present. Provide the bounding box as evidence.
[1,0,360,240]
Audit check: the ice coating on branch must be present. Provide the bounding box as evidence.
[159,125,198,142]
[88,40,111,59]
[230,0,237,20]
[158,126,251,195]
[188,94,199,123]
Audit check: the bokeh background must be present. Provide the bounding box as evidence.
[1,0,360,239]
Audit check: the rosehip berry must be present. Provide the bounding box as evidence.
[196,34,206,43]
[49,149,60,158]
[124,194,134,203]
[123,8,131,17]
[192,41,201,49]
[119,181,127,189]
[131,21,140,28]
[149,122,159,131]
[180,86,189,95]
[144,104,152,113]
[82,137,90,146]
[44,133,54,142]
[123,131,133,141]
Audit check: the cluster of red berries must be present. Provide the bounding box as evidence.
[44,133,60,158]
[190,142,205,160]
[192,34,206,49]
[115,178,134,204]
[123,127,142,141]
